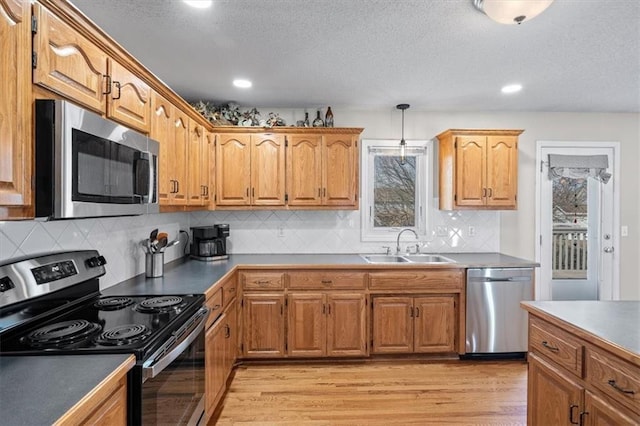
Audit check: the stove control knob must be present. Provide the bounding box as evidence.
[86,256,107,268]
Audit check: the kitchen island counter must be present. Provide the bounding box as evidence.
[0,354,134,425]
[104,252,536,296]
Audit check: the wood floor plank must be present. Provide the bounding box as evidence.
[212,361,527,425]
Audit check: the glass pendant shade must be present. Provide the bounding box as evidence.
[474,0,554,25]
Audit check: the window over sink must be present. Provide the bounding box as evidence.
[360,139,432,242]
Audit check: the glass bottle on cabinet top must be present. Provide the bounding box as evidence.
[325,107,334,127]
[303,112,310,127]
[312,110,324,127]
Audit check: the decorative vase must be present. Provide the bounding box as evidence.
[303,112,310,127]
[312,110,324,127]
[325,107,334,127]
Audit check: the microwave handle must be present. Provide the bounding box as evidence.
[134,153,150,200]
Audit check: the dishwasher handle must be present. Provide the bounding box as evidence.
[468,276,532,283]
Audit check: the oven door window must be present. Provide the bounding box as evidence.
[142,332,205,425]
[72,129,147,204]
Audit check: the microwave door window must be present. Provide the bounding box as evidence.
[73,129,110,202]
[110,141,140,203]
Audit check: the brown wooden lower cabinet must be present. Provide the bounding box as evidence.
[372,295,456,354]
[287,293,367,357]
[584,390,639,425]
[241,293,285,357]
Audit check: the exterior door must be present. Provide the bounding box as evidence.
[536,142,619,301]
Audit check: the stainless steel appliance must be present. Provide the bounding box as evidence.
[0,251,208,425]
[464,267,534,358]
[190,225,229,261]
[35,100,159,219]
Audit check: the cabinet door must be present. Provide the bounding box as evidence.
[583,390,639,426]
[187,122,204,206]
[413,296,456,353]
[150,92,173,205]
[486,135,517,208]
[81,377,127,425]
[106,59,150,133]
[224,301,238,381]
[202,131,214,206]
[326,294,367,357]
[33,3,108,113]
[287,293,326,357]
[251,134,285,206]
[171,110,189,205]
[528,353,583,426]
[242,293,285,358]
[287,135,323,206]
[0,0,31,209]
[455,136,487,207]
[216,134,251,205]
[371,297,413,354]
[205,315,227,418]
[322,134,358,206]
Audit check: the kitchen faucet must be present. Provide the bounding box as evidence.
[396,228,418,254]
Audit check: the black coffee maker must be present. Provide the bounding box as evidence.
[190,224,230,261]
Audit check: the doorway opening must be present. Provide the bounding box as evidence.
[535,141,620,301]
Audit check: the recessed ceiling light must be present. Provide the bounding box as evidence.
[501,84,523,94]
[233,79,252,89]
[183,0,212,9]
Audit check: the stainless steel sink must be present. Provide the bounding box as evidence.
[361,255,410,263]
[402,254,456,263]
[360,254,456,264]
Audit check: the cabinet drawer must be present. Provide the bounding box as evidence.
[206,289,224,329]
[529,317,583,377]
[240,272,285,290]
[586,346,640,414]
[369,269,463,291]
[222,277,237,308]
[288,271,366,290]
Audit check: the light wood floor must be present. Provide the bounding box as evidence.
[212,360,528,425]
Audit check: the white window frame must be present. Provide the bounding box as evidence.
[360,139,433,242]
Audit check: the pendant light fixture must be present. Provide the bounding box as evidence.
[396,103,410,165]
[473,0,554,25]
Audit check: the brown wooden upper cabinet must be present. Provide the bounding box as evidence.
[287,133,359,208]
[0,0,32,217]
[437,129,523,210]
[33,3,150,133]
[216,133,286,206]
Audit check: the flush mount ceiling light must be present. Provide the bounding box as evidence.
[183,0,213,9]
[396,103,410,165]
[501,83,523,94]
[473,0,554,25]
[233,79,252,89]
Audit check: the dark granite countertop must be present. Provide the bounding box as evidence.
[521,301,640,362]
[0,354,134,425]
[104,252,537,297]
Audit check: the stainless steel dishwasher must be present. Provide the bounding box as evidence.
[464,267,534,358]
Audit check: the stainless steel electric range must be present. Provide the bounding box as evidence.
[0,250,209,425]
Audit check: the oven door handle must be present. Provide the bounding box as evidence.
[142,306,209,380]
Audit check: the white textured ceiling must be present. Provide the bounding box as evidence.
[69,0,640,112]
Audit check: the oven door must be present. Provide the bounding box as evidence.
[132,307,209,425]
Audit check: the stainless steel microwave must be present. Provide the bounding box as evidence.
[35,100,159,219]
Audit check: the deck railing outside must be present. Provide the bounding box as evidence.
[552,227,588,279]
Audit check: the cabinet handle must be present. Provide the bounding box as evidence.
[541,341,560,352]
[256,280,271,285]
[206,186,209,196]
[488,188,493,197]
[579,412,588,425]
[321,280,333,284]
[608,379,636,395]
[170,180,175,193]
[229,287,236,292]
[569,404,579,425]
[409,307,414,317]
[482,188,487,197]
[224,324,230,338]
[415,307,420,317]
[252,187,255,197]
[322,304,326,314]
[246,188,249,197]
[212,304,221,310]
[318,188,321,197]
[102,74,112,95]
[323,188,326,197]
[112,81,121,100]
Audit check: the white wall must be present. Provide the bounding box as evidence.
[1,108,638,299]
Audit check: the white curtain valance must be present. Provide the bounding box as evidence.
[548,154,611,184]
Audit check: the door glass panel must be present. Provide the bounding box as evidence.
[551,177,588,280]
[373,156,416,227]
